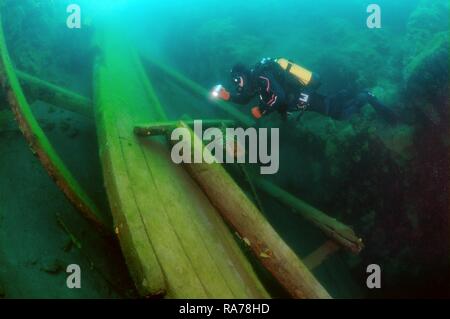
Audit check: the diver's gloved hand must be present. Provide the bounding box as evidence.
[251,106,263,119]
[211,85,230,101]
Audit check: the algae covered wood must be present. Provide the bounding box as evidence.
[16,69,92,117]
[93,26,268,298]
[0,14,109,232]
[175,121,331,299]
[254,178,364,254]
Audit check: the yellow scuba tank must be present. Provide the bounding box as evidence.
[276,58,315,87]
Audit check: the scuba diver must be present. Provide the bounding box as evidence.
[211,57,398,123]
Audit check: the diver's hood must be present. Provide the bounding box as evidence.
[231,63,256,93]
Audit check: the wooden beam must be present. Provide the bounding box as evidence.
[176,120,332,299]
[304,241,340,271]
[254,177,364,254]
[16,70,93,117]
[134,119,235,137]
[0,14,110,233]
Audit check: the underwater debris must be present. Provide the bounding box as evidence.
[16,70,93,117]
[1,0,447,299]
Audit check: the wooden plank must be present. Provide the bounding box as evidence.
[93,27,268,298]
[0,14,109,232]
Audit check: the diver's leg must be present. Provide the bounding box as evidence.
[336,91,399,124]
[340,92,370,119]
[327,90,365,120]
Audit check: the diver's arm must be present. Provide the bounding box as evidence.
[229,91,254,105]
[251,75,287,119]
[257,74,286,115]
[211,84,253,104]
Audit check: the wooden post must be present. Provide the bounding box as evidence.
[177,120,331,299]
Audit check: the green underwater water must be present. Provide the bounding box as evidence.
[0,0,449,298]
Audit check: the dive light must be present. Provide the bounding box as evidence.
[211,84,223,98]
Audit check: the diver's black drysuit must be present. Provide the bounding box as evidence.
[229,58,398,123]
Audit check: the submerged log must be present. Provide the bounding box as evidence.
[176,120,331,299]
[16,70,93,117]
[0,14,109,233]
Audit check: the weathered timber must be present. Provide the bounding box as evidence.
[0,13,109,232]
[16,70,92,117]
[254,178,364,254]
[93,26,268,298]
